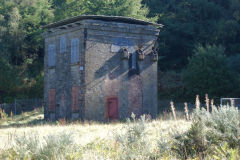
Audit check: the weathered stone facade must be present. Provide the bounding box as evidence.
[43,15,161,121]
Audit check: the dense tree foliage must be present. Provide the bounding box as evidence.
[0,0,53,102]
[53,0,150,21]
[144,0,240,70]
[0,0,240,103]
[184,44,239,99]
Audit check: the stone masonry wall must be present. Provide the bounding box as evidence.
[44,28,85,120]
[83,20,159,121]
[44,19,159,121]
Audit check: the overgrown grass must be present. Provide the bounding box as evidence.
[0,107,44,127]
[1,104,240,159]
[0,109,190,159]
[171,105,240,159]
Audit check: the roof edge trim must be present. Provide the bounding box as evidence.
[43,15,163,29]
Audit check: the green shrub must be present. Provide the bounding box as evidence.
[158,131,175,159]
[195,106,240,148]
[171,118,208,159]
[184,44,238,99]
[71,138,118,160]
[114,114,157,160]
[171,105,240,159]
[208,142,240,160]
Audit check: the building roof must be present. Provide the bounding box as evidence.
[43,15,163,29]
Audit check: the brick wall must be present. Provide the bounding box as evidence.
[44,19,159,121]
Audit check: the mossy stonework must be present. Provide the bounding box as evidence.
[43,15,161,121]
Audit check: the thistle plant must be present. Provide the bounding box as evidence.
[205,94,209,113]
[196,95,200,110]
[170,101,177,121]
[0,108,8,119]
[210,99,214,112]
[184,102,189,121]
[230,98,235,108]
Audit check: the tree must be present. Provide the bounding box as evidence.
[143,0,240,70]
[0,58,19,103]
[184,44,239,99]
[53,0,150,21]
[0,0,53,102]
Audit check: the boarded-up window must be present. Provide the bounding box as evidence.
[131,52,137,70]
[48,44,56,66]
[60,36,66,53]
[49,89,55,112]
[72,86,79,112]
[71,38,79,63]
[129,52,139,76]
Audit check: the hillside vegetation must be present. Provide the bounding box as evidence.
[1,0,240,103]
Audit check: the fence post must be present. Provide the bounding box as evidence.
[14,99,17,115]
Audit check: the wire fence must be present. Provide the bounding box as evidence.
[159,98,240,114]
[220,98,240,108]
[1,97,239,116]
[0,98,43,115]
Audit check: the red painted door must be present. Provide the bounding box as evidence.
[107,97,118,120]
[72,86,79,112]
[49,89,55,112]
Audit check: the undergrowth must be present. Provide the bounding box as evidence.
[171,106,240,159]
[1,105,240,159]
[0,132,74,160]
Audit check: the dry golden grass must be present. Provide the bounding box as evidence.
[0,110,190,151]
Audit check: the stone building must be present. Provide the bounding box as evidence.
[43,15,162,121]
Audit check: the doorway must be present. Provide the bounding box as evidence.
[107,97,118,120]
